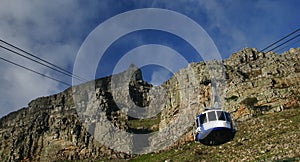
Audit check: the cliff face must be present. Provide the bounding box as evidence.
[0,48,299,161]
[0,65,147,161]
[224,48,300,119]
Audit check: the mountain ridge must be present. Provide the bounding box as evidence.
[0,47,299,161]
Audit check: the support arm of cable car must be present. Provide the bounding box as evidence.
[194,78,236,146]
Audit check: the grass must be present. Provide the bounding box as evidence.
[130,108,300,161]
[59,108,300,162]
[127,113,161,133]
[130,143,198,162]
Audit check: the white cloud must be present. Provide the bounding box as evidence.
[0,0,111,117]
[0,65,59,110]
[149,67,172,86]
[1,0,300,117]
[144,0,300,57]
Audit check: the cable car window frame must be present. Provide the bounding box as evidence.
[216,111,226,121]
[199,114,207,124]
[195,117,199,127]
[207,111,217,122]
[225,112,231,122]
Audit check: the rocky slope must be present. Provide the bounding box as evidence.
[0,48,299,161]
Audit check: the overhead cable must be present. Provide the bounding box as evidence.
[260,27,300,52]
[266,33,300,53]
[0,56,71,87]
[0,39,88,82]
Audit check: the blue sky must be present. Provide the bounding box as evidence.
[0,0,300,117]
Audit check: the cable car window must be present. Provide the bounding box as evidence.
[195,118,199,127]
[217,111,226,121]
[225,112,231,122]
[200,114,207,124]
[208,111,217,121]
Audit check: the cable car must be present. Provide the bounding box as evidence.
[194,108,236,145]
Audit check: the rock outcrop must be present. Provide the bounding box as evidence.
[0,48,299,161]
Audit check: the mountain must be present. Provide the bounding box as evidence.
[0,48,299,161]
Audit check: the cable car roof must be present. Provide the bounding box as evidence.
[204,107,222,111]
[197,108,224,115]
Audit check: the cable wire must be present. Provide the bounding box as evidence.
[274,39,300,53]
[0,44,82,81]
[260,27,300,52]
[266,33,300,53]
[0,56,71,87]
[0,39,88,82]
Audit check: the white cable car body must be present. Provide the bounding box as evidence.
[194,69,236,145]
[194,108,236,145]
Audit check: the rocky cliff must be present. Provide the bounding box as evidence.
[0,48,299,161]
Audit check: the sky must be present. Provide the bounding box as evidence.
[0,0,300,117]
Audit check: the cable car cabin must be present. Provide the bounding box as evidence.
[194,109,236,145]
